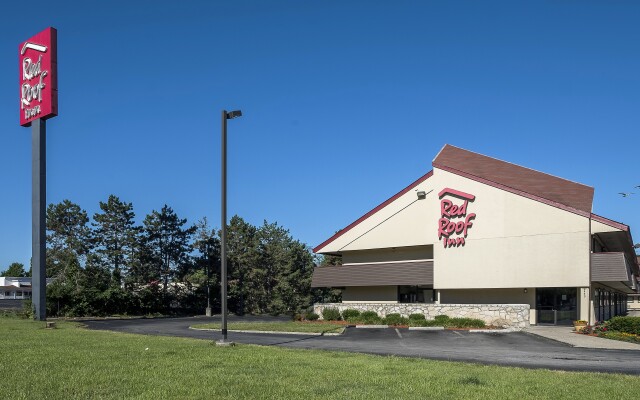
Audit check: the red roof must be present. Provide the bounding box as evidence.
[433,145,594,215]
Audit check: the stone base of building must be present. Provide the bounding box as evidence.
[314,303,531,329]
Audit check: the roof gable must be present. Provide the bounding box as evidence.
[432,145,594,214]
[313,170,433,253]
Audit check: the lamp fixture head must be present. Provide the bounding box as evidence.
[417,191,427,199]
[226,110,242,119]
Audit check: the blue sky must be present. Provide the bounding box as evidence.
[1,1,639,269]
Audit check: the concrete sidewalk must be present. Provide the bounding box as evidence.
[525,325,640,350]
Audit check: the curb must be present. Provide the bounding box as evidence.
[189,327,345,336]
[469,328,519,333]
[408,327,445,331]
[355,324,389,329]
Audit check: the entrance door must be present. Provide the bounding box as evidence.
[536,288,577,325]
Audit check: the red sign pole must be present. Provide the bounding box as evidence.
[20,27,57,321]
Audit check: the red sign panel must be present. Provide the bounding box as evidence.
[19,27,57,127]
[437,188,476,248]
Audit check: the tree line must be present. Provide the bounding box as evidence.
[3,195,339,317]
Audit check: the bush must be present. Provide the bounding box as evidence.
[321,307,342,321]
[606,316,640,335]
[449,317,486,328]
[21,299,34,319]
[413,315,485,328]
[341,309,361,320]
[409,319,440,327]
[305,312,319,321]
[360,311,379,319]
[409,313,426,321]
[434,315,450,323]
[383,313,408,326]
[599,331,640,344]
[353,310,382,325]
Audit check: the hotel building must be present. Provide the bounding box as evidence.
[311,145,639,326]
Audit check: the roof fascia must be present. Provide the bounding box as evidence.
[590,213,629,232]
[433,164,591,218]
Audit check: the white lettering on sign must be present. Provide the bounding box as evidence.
[20,45,48,118]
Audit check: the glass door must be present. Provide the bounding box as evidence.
[536,288,577,325]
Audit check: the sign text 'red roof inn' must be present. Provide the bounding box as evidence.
[437,188,476,248]
[19,27,57,126]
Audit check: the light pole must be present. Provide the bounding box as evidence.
[218,109,242,346]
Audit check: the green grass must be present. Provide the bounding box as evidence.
[191,321,345,334]
[1,317,640,399]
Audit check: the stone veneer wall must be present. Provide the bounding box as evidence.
[314,303,530,329]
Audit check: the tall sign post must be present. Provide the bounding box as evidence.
[19,27,58,321]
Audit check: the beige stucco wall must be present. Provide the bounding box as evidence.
[342,286,397,303]
[591,219,622,234]
[342,246,432,264]
[433,169,590,289]
[578,287,590,322]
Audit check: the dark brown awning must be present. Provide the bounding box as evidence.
[311,261,433,288]
[591,252,635,293]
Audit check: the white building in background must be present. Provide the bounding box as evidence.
[0,277,33,300]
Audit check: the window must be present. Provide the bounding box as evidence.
[398,286,434,303]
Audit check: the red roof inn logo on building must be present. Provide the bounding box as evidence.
[437,188,476,248]
[19,27,57,126]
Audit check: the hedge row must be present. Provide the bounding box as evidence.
[604,316,640,335]
[316,309,485,328]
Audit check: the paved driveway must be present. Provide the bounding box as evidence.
[83,316,640,375]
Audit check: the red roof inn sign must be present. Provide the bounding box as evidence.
[19,27,57,126]
[438,188,476,248]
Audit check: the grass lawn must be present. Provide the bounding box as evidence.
[1,317,639,399]
[191,321,345,334]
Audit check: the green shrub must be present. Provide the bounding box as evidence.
[305,312,319,321]
[321,307,341,321]
[449,318,486,328]
[409,319,440,327]
[434,315,450,323]
[21,299,34,319]
[383,313,408,326]
[606,316,640,335]
[356,311,382,325]
[341,309,361,320]
[409,313,426,321]
[360,311,379,319]
[599,331,640,344]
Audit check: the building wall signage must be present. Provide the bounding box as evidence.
[437,188,476,248]
[19,27,57,126]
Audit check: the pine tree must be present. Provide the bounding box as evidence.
[226,216,260,315]
[92,195,139,285]
[141,205,195,298]
[46,200,92,279]
[184,217,221,311]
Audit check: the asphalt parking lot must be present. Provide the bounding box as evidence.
[83,316,640,375]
